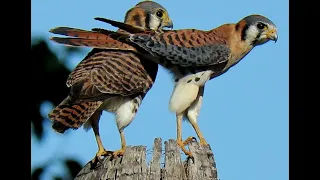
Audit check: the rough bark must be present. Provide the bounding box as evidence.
[75,138,218,180]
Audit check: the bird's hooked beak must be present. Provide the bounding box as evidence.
[163,17,173,30]
[266,27,278,43]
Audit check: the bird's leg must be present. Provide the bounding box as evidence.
[187,86,208,146]
[176,113,193,157]
[112,130,126,157]
[170,80,201,156]
[112,96,141,157]
[188,120,208,145]
[90,112,112,164]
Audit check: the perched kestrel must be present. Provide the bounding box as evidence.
[74,14,278,156]
[48,0,173,164]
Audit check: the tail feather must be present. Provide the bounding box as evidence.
[49,25,137,50]
[49,27,109,39]
[50,37,134,50]
[94,17,146,33]
[48,97,103,133]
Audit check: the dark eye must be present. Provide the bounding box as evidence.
[257,23,266,30]
[156,10,163,17]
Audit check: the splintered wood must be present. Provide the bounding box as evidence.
[74,138,218,180]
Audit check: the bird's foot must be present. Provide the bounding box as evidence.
[177,139,193,157]
[90,149,113,165]
[112,147,126,157]
[183,136,197,145]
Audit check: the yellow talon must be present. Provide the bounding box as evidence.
[177,139,193,157]
[112,147,126,157]
[183,136,197,146]
[91,148,113,165]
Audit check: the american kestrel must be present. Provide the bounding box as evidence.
[75,14,278,156]
[48,0,173,164]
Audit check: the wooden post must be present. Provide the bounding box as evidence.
[75,138,218,180]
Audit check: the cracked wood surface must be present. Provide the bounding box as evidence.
[74,138,218,180]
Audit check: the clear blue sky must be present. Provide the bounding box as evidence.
[31,0,288,180]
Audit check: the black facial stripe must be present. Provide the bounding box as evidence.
[252,31,262,45]
[145,13,151,29]
[241,24,249,41]
[256,32,261,39]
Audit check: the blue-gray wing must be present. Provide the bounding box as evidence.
[128,29,231,67]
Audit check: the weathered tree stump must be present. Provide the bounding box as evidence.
[75,138,218,180]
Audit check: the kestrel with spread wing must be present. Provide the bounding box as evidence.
[77,14,278,156]
[48,0,173,164]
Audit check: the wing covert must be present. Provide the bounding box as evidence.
[129,30,231,67]
[67,50,152,102]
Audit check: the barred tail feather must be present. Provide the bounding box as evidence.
[49,27,109,39]
[48,97,103,133]
[50,37,134,51]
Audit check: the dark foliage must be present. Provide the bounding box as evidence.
[31,37,84,179]
[65,159,84,178]
[31,39,71,141]
[31,167,44,180]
